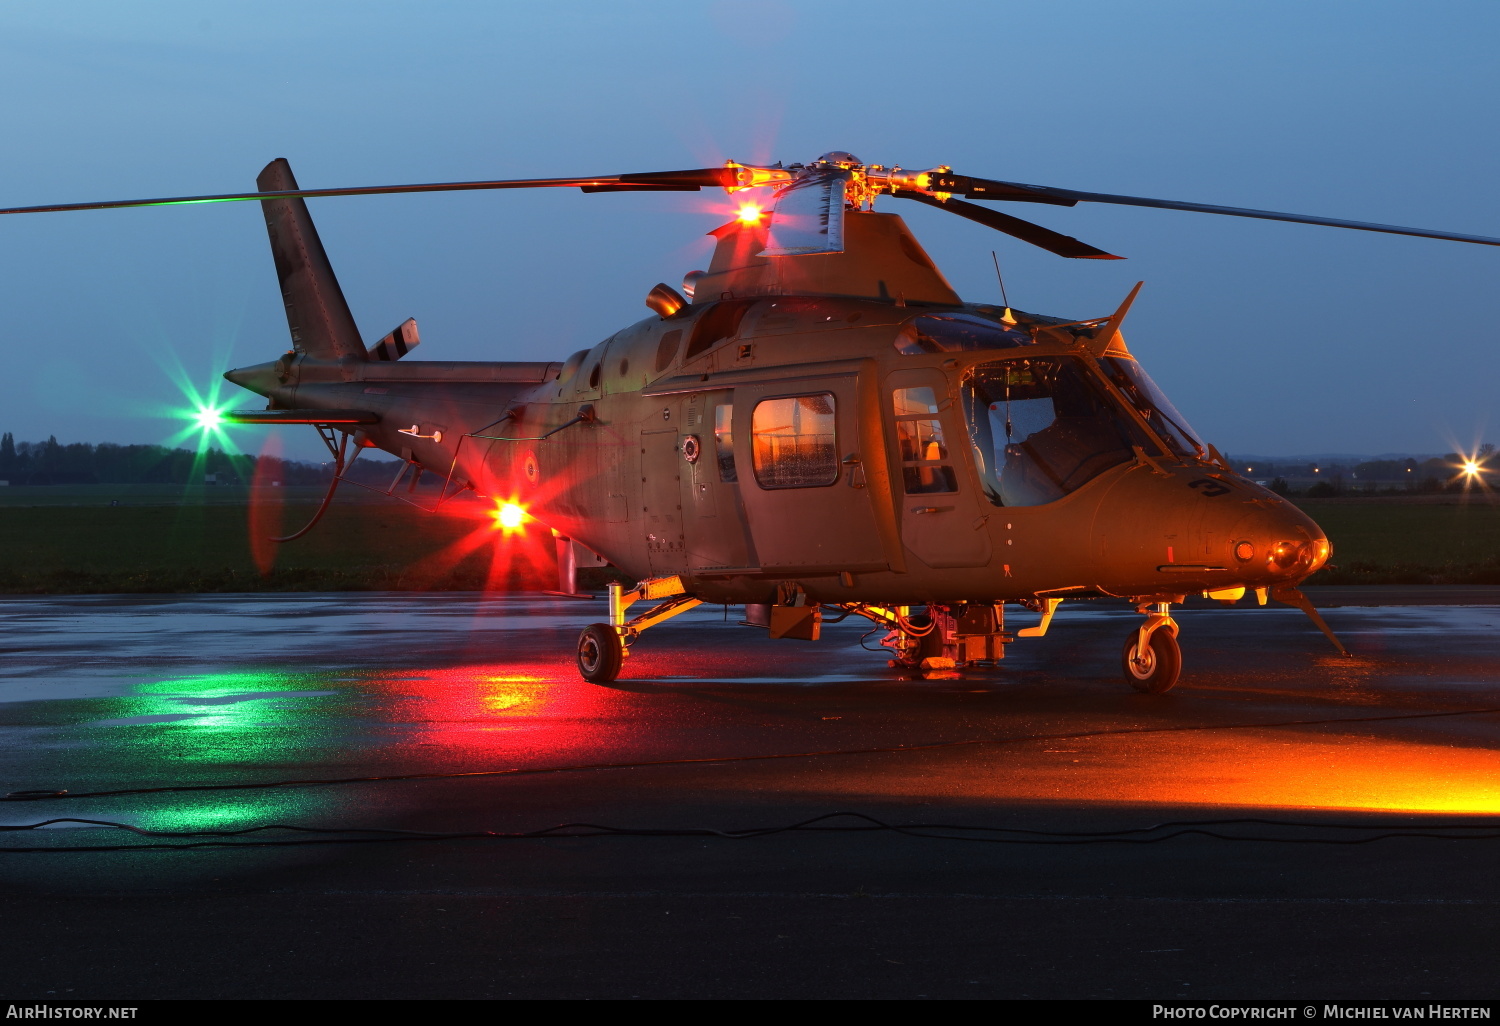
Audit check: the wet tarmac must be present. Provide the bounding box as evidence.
[2,589,1500,1000]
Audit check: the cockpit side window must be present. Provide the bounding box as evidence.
[962,357,1148,507]
[686,300,755,360]
[892,386,957,494]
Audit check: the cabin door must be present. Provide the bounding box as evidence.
[640,426,686,576]
[732,369,892,573]
[679,390,757,572]
[885,367,994,569]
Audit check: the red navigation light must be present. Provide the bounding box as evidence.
[494,501,527,532]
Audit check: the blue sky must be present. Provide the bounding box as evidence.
[1,0,1496,459]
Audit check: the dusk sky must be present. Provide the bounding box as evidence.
[1,0,1496,460]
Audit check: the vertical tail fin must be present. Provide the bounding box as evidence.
[257,158,366,362]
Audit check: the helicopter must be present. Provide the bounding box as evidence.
[8,152,1498,691]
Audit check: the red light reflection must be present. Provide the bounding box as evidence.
[367,661,619,765]
[247,432,284,576]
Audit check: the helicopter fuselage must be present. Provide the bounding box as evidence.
[230,291,1328,610]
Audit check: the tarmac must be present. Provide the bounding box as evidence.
[2,588,1499,1000]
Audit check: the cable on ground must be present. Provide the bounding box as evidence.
[3,811,1499,854]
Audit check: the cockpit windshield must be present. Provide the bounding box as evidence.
[1097,356,1205,459]
[894,313,1034,355]
[962,357,1152,507]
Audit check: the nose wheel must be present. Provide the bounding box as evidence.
[1123,603,1181,693]
[577,623,625,684]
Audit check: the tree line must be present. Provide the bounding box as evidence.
[0,433,396,486]
[1250,447,1495,497]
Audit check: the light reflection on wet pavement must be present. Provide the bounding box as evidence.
[3,591,1500,998]
[5,592,1500,823]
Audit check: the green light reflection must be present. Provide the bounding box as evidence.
[111,670,347,833]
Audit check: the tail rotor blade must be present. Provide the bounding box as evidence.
[896,190,1122,259]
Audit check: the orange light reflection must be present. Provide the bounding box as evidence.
[767,730,1500,816]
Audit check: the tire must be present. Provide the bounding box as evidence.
[1122,627,1181,694]
[577,623,624,684]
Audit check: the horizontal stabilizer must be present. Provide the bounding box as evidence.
[227,409,380,425]
[368,318,420,362]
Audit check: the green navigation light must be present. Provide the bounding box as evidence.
[161,367,240,463]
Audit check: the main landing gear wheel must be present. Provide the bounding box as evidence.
[1122,628,1181,694]
[577,623,624,684]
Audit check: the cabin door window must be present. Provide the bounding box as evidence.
[750,393,839,489]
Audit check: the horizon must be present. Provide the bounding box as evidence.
[1,430,1489,471]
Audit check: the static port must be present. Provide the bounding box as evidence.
[1234,541,1255,561]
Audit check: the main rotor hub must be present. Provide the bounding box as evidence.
[725,153,954,211]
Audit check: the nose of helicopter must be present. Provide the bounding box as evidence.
[1224,493,1331,585]
[1091,465,1330,595]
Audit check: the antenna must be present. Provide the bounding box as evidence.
[990,251,1010,308]
[991,251,1016,325]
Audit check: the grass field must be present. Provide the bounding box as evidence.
[0,485,565,592]
[1293,497,1500,584]
[1,487,1497,592]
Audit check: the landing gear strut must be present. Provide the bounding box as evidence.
[574,576,702,684]
[1123,602,1181,693]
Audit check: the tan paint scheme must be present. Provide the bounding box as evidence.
[228,210,1327,610]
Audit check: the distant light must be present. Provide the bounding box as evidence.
[494,502,526,530]
[736,202,764,225]
[1463,460,1482,477]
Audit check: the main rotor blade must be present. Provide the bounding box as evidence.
[895,191,1122,259]
[0,167,736,216]
[929,172,1500,248]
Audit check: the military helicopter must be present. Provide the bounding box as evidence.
[8,152,1498,690]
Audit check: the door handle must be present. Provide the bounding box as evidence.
[911,505,955,515]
